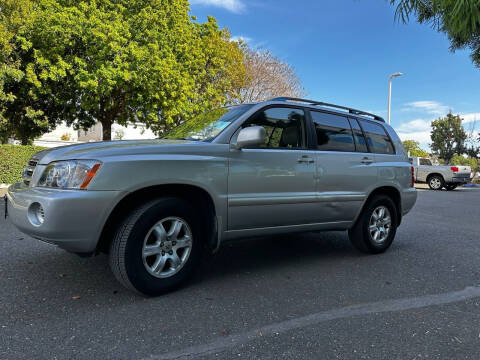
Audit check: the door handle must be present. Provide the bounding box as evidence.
[361,157,373,164]
[297,155,315,164]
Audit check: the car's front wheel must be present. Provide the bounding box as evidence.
[348,195,398,254]
[109,197,202,296]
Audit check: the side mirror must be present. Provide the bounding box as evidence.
[234,126,266,149]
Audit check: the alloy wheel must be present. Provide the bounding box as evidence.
[142,217,193,278]
[430,177,442,190]
[368,206,392,244]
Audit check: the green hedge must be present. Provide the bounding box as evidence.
[0,145,46,184]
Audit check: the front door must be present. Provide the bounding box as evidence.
[228,106,318,230]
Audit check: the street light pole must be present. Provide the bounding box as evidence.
[387,72,403,125]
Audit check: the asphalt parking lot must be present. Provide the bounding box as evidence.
[1,187,480,359]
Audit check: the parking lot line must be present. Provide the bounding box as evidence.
[145,284,480,360]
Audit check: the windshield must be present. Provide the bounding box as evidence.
[164,105,253,141]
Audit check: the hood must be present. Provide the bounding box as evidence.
[33,139,197,164]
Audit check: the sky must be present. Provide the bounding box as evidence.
[189,0,480,150]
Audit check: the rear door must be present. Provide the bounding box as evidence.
[358,119,405,185]
[310,111,377,223]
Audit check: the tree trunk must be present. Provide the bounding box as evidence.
[100,118,112,141]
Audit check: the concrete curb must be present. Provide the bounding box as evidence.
[414,183,429,190]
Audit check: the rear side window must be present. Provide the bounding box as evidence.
[311,111,355,152]
[359,120,395,154]
[420,158,432,166]
[348,118,368,153]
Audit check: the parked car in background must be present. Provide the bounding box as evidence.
[6,97,417,296]
[409,156,471,190]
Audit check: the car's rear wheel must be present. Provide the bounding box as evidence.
[428,175,444,190]
[109,197,202,296]
[348,195,398,254]
[445,184,458,191]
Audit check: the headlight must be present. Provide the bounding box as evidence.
[37,160,102,189]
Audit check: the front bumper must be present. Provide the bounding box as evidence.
[5,182,123,254]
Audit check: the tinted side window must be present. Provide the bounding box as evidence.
[245,107,306,149]
[349,118,368,153]
[359,120,395,154]
[311,111,355,152]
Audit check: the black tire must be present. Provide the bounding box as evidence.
[348,195,398,254]
[109,197,203,296]
[428,175,444,190]
[445,184,458,191]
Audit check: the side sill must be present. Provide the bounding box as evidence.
[223,221,352,241]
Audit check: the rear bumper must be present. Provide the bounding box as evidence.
[6,182,123,253]
[449,176,470,184]
[401,187,417,216]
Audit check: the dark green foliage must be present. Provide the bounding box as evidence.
[0,0,246,142]
[430,112,467,164]
[0,145,45,184]
[390,0,480,68]
[402,140,430,157]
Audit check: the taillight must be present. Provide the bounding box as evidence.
[450,166,459,173]
[410,166,415,187]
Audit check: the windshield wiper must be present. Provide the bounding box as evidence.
[165,137,201,141]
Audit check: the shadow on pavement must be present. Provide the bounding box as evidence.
[1,211,364,305]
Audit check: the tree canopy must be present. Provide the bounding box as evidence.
[390,0,480,68]
[450,154,479,170]
[231,47,305,104]
[0,0,55,144]
[0,0,247,141]
[430,112,467,164]
[402,139,429,157]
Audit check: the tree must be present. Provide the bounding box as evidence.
[450,154,479,170]
[390,0,480,68]
[402,139,429,157]
[430,112,467,164]
[464,119,480,158]
[231,47,305,104]
[0,0,55,144]
[1,0,246,141]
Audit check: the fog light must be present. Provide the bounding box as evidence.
[28,202,45,226]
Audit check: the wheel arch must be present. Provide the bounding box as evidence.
[355,186,402,227]
[96,184,218,254]
[426,172,444,182]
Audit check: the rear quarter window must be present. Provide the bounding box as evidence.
[359,120,395,155]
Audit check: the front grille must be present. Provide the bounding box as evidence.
[23,159,38,186]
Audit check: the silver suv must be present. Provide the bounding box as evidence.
[5,97,417,295]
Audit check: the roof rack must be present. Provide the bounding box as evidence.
[269,97,385,122]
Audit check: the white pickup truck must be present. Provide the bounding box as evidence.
[409,156,471,190]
